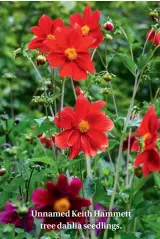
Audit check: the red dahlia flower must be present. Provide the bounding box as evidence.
[0,202,33,232]
[134,148,160,178]
[69,5,104,48]
[38,133,55,148]
[28,15,63,53]
[54,95,114,159]
[146,29,160,46]
[135,105,159,149]
[134,105,160,177]
[32,175,91,227]
[45,26,95,81]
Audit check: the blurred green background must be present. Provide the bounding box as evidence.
[0,1,159,119]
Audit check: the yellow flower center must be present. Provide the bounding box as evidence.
[64,48,77,61]
[53,198,71,213]
[47,34,55,40]
[142,133,151,149]
[78,120,90,133]
[81,25,90,35]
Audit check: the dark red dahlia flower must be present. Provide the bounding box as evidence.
[69,5,104,48]
[0,202,33,232]
[28,15,64,53]
[54,95,114,159]
[123,136,140,152]
[146,29,160,46]
[135,105,159,149]
[45,25,95,81]
[32,175,91,227]
[134,148,160,178]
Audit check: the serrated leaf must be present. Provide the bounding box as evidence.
[106,53,116,67]
[125,27,135,45]
[83,176,96,198]
[118,53,137,75]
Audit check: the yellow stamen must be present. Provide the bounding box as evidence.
[142,133,151,149]
[47,34,55,40]
[64,48,77,61]
[53,198,71,213]
[81,25,90,35]
[78,120,90,133]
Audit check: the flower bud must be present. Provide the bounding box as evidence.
[25,135,31,141]
[14,118,20,125]
[38,98,45,105]
[36,55,47,66]
[105,34,113,41]
[100,88,110,95]
[13,48,22,59]
[149,11,158,20]
[134,167,143,178]
[103,74,112,82]
[104,22,114,31]
[30,126,35,130]
[17,205,29,217]
[0,168,6,176]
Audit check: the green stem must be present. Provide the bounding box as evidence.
[25,167,34,202]
[45,106,56,160]
[109,82,118,118]
[70,78,77,100]
[24,51,54,117]
[60,78,66,110]
[86,156,95,239]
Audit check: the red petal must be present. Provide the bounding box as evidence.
[134,152,145,167]
[89,30,104,48]
[55,130,73,148]
[87,130,109,150]
[56,174,68,192]
[87,111,114,132]
[72,62,88,81]
[47,53,65,67]
[76,54,95,73]
[147,148,160,172]
[83,5,92,25]
[90,101,106,111]
[68,178,82,196]
[70,197,91,209]
[77,36,95,51]
[38,14,53,34]
[51,18,64,33]
[69,25,82,48]
[75,95,90,121]
[59,62,72,78]
[55,27,71,49]
[32,189,50,207]
[30,26,46,38]
[69,140,81,159]
[91,10,101,27]
[67,129,80,146]
[146,30,155,41]
[69,13,84,27]
[80,135,90,156]
[54,107,76,129]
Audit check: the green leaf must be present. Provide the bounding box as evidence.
[137,53,149,71]
[31,156,57,167]
[125,27,135,45]
[108,139,119,150]
[118,53,137,75]
[128,116,141,128]
[106,53,116,67]
[34,116,46,126]
[83,176,96,198]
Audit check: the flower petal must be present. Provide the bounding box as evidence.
[75,95,90,120]
[55,130,73,148]
[69,13,84,27]
[32,189,50,207]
